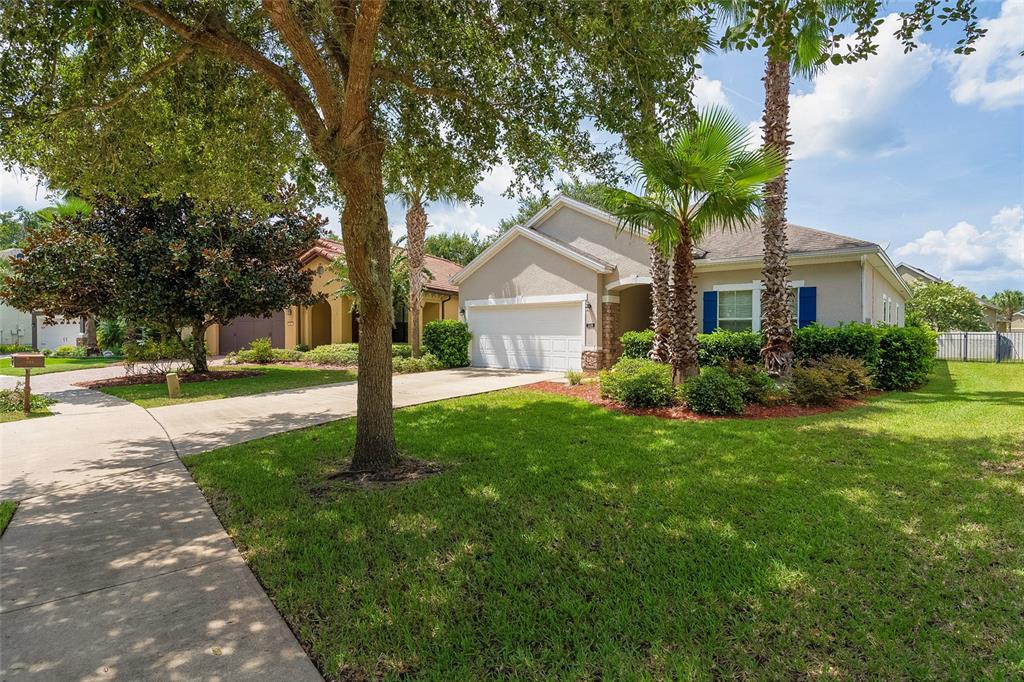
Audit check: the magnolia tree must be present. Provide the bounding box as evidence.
[0,1,709,471]
[2,190,324,371]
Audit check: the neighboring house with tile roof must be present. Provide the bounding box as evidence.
[895,262,1008,331]
[452,195,911,371]
[204,237,460,354]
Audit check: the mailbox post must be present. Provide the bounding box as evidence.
[11,353,45,414]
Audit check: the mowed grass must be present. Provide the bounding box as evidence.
[0,356,121,376]
[0,406,53,423]
[101,365,356,408]
[0,500,17,536]
[185,362,1024,679]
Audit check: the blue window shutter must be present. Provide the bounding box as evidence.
[798,287,817,328]
[702,291,718,333]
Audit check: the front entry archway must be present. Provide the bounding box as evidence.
[310,300,332,348]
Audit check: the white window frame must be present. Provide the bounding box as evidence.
[712,280,805,332]
[882,294,892,324]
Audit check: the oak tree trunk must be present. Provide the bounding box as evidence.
[406,195,427,358]
[669,229,699,383]
[649,241,672,363]
[334,126,400,472]
[759,53,795,377]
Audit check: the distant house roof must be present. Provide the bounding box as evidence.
[895,262,943,284]
[300,237,460,295]
[695,223,876,262]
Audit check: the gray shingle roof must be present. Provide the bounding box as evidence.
[694,222,875,261]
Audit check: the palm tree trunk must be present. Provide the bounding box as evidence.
[406,194,427,358]
[759,53,795,377]
[648,241,672,363]
[669,229,699,383]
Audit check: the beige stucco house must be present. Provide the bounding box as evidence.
[205,238,459,354]
[453,195,910,371]
[895,262,1008,331]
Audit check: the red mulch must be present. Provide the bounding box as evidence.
[75,370,264,389]
[527,381,869,421]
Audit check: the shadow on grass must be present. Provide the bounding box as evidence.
[184,364,1024,679]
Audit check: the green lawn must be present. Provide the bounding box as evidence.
[0,500,17,536]
[101,365,356,408]
[0,406,53,423]
[0,356,122,376]
[185,362,1024,679]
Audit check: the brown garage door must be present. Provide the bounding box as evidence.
[218,311,286,354]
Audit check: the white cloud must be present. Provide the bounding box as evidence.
[425,204,496,238]
[693,76,731,110]
[780,14,936,160]
[0,167,52,211]
[894,205,1024,288]
[947,0,1024,110]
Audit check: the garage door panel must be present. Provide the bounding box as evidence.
[469,302,583,371]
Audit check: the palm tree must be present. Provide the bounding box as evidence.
[398,185,431,358]
[36,194,98,352]
[719,0,853,376]
[648,242,672,362]
[605,107,784,382]
[990,290,1024,329]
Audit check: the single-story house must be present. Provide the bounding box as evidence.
[452,195,910,371]
[895,262,1008,331]
[204,238,460,354]
[1,247,85,350]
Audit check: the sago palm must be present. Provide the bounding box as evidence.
[605,107,784,382]
[719,0,854,376]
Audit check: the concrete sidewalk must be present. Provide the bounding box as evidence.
[1,366,554,679]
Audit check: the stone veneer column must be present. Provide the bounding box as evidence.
[601,295,621,368]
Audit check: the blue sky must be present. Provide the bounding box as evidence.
[2,1,1021,294]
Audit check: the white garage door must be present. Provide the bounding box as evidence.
[469,302,583,371]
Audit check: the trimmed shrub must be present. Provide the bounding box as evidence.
[697,330,762,366]
[789,365,846,406]
[812,355,871,398]
[391,343,413,359]
[294,343,310,352]
[599,357,675,408]
[682,366,746,415]
[305,343,360,365]
[566,369,584,386]
[423,320,472,368]
[0,344,33,354]
[721,360,777,405]
[620,329,655,359]
[794,322,879,366]
[53,344,83,358]
[248,337,274,364]
[122,338,191,375]
[392,353,444,374]
[874,326,936,391]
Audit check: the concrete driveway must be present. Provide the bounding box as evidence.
[0,367,554,679]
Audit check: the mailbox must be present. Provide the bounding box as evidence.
[11,353,45,369]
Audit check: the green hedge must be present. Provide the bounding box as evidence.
[874,326,937,390]
[793,323,879,366]
[682,366,745,415]
[697,330,762,366]
[620,330,655,359]
[0,344,33,354]
[423,320,472,368]
[599,357,675,408]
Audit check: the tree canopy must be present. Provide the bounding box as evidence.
[2,187,324,370]
[424,231,493,266]
[906,281,988,332]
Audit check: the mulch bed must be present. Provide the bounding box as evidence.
[75,370,264,389]
[528,381,869,421]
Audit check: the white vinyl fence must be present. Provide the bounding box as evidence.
[935,331,1024,363]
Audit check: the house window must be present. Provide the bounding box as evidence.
[718,290,754,332]
[882,295,892,324]
[788,288,799,325]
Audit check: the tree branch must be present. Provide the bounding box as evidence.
[38,44,195,119]
[339,0,386,147]
[128,1,326,145]
[261,0,341,130]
